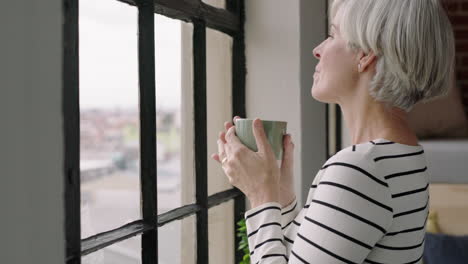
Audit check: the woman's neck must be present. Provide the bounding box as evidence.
[340,101,418,146]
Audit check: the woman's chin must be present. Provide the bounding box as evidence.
[311,86,331,103]
[311,83,321,97]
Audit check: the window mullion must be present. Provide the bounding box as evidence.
[64,0,81,262]
[193,20,209,264]
[116,0,239,36]
[228,1,247,263]
[137,0,158,264]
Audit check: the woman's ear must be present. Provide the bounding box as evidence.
[359,50,377,72]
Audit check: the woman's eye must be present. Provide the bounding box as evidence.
[328,34,334,39]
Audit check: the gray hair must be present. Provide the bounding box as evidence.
[331,0,456,112]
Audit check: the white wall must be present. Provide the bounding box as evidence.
[0,0,64,263]
[245,0,328,206]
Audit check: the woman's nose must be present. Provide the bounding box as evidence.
[313,46,320,59]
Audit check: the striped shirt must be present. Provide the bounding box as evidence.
[245,138,429,264]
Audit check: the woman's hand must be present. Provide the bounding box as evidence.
[278,131,296,207]
[211,116,295,208]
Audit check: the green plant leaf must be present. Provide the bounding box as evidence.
[236,212,250,264]
[238,243,249,250]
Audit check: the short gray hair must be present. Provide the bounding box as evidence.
[331,0,456,112]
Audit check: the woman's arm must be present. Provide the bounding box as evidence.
[279,196,300,229]
[245,201,290,263]
[245,151,393,263]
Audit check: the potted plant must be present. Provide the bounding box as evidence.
[236,218,250,264]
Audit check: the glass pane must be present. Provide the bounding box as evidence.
[155,15,195,214]
[82,235,141,264]
[206,28,233,196]
[79,0,140,237]
[158,215,196,264]
[202,0,226,9]
[209,200,235,264]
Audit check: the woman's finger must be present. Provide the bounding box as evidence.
[225,116,241,132]
[224,127,240,157]
[211,153,220,163]
[225,126,242,146]
[224,123,235,142]
[224,121,232,131]
[252,118,273,156]
[281,134,294,167]
[223,116,241,141]
[219,131,227,144]
[217,139,227,161]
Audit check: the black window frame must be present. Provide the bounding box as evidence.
[63,0,246,263]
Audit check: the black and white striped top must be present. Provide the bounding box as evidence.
[245,138,429,264]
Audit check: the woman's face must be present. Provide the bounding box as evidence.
[311,8,359,104]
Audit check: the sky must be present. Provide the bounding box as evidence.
[79,0,182,111]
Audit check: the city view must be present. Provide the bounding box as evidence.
[80,108,183,264]
[79,0,187,263]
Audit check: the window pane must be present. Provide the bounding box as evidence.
[158,215,196,264]
[82,235,141,264]
[206,28,233,196]
[155,15,195,214]
[79,0,140,237]
[209,201,235,264]
[202,0,226,9]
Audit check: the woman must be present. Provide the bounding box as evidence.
[211,0,454,263]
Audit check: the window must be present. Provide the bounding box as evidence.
[327,103,342,158]
[63,0,246,263]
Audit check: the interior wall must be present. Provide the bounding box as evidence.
[245,0,328,206]
[300,0,329,201]
[0,0,65,263]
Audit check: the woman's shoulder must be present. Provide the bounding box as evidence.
[321,144,376,178]
[325,141,376,166]
[327,138,425,163]
[319,142,392,190]
[323,138,426,175]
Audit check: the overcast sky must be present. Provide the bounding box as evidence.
[79,0,181,111]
